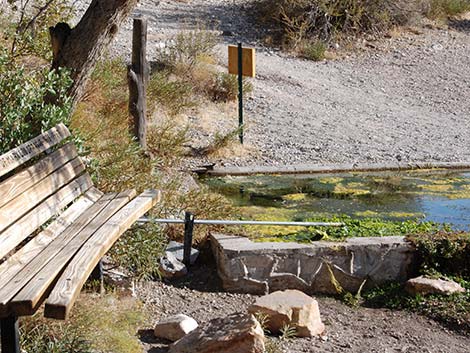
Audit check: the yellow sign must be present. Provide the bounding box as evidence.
[228,45,256,78]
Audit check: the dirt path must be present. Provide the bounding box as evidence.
[137,265,470,353]
[79,0,470,168]
[74,1,470,167]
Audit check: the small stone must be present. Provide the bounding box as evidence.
[405,276,465,296]
[154,314,198,342]
[169,313,265,353]
[248,289,325,337]
[159,251,187,279]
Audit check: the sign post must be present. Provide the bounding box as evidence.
[228,44,255,144]
[237,43,244,144]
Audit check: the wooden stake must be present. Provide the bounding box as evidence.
[128,17,148,150]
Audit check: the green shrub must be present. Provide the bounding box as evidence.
[208,72,253,102]
[148,71,197,117]
[2,0,74,61]
[364,280,470,334]
[147,120,189,167]
[427,0,470,19]
[110,223,168,280]
[0,50,73,154]
[300,40,327,61]
[408,232,470,277]
[157,29,218,73]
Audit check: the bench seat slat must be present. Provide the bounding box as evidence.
[0,143,78,209]
[9,190,136,316]
[44,190,160,319]
[0,192,117,317]
[0,189,102,314]
[0,157,86,234]
[0,173,93,260]
[0,124,70,179]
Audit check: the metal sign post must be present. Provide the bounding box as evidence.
[237,43,244,144]
[228,44,256,145]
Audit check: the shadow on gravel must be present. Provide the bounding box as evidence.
[448,19,470,33]
[139,329,170,353]
[163,262,226,293]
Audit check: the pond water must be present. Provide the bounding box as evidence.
[203,170,470,230]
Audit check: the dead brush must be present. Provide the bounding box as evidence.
[253,0,431,50]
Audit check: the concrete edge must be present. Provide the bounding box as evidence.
[197,161,470,176]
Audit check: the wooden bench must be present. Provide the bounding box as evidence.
[0,124,160,353]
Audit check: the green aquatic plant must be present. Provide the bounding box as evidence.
[252,216,451,243]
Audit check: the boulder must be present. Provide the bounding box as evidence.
[159,251,187,279]
[169,313,265,353]
[154,314,198,342]
[166,241,199,265]
[248,289,325,337]
[405,276,466,296]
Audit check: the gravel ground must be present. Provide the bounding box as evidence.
[75,0,470,168]
[136,264,470,353]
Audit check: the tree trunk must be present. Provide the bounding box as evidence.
[51,0,138,106]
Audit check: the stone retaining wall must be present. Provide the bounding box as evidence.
[210,233,417,295]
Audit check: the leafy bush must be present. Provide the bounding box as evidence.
[109,223,168,280]
[2,0,74,61]
[0,50,73,154]
[208,72,253,102]
[153,30,252,107]
[147,121,189,167]
[147,71,197,117]
[157,29,218,73]
[427,0,470,19]
[300,40,327,61]
[408,231,470,277]
[364,280,470,334]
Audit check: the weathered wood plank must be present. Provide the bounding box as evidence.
[0,157,86,233]
[0,189,101,297]
[10,190,136,316]
[0,193,116,317]
[44,189,159,319]
[0,173,93,260]
[0,143,78,209]
[0,124,70,179]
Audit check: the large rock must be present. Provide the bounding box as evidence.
[154,314,199,342]
[405,276,466,296]
[248,289,324,337]
[169,313,265,353]
[210,233,417,294]
[159,251,187,279]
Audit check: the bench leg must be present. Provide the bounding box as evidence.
[90,259,104,294]
[1,315,20,353]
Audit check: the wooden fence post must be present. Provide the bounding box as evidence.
[128,17,148,150]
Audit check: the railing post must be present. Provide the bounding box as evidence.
[1,315,20,353]
[183,212,195,267]
[237,42,244,144]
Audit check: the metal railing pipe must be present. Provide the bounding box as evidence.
[137,218,344,227]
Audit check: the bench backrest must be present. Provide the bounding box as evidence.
[0,124,93,259]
